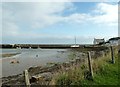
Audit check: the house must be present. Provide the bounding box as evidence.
[107,37,120,46]
[93,38,105,45]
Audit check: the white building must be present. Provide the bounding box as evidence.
[108,37,120,46]
[93,38,105,45]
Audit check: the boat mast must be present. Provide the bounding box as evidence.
[75,36,76,45]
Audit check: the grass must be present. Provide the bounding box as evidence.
[81,57,119,85]
[51,47,119,86]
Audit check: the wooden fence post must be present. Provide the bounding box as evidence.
[24,69,31,87]
[87,51,93,79]
[110,46,115,64]
[102,51,105,57]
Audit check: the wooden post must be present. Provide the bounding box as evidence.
[87,51,93,79]
[110,46,115,64]
[102,51,105,57]
[24,69,31,87]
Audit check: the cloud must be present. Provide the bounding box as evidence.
[64,13,91,24]
[2,2,75,39]
[0,3,2,37]
[2,21,19,36]
[2,2,74,29]
[2,2,118,43]
[1,0,119,2]
[2,35,94,44]
[91,3,118,26]
[64,3,118,27]
[3,2,118,30]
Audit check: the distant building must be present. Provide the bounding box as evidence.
[107,37,120,46]
[93,38,105,45]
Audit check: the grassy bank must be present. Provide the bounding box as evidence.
[51,47,119,86]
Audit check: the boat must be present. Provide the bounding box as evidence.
[71,36,80,48]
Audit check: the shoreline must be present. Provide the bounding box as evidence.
[1,57,85,85]
[1,50,87,85]
[1,48,108,86]
[1,53,21,58]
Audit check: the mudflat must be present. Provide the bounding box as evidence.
[1,53,21,58]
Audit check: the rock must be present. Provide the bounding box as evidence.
[31,72,52,83]
[10,59,19,64]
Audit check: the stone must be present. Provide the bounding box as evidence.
[31,72,52,83]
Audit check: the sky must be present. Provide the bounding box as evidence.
[1,1,118,44]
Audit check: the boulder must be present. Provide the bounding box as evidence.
[31,72,52,83]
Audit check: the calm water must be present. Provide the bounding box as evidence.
[0,49,70,78]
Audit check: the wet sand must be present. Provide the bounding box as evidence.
[1,53,21,58]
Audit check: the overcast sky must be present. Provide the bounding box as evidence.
[1,1,118,44]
